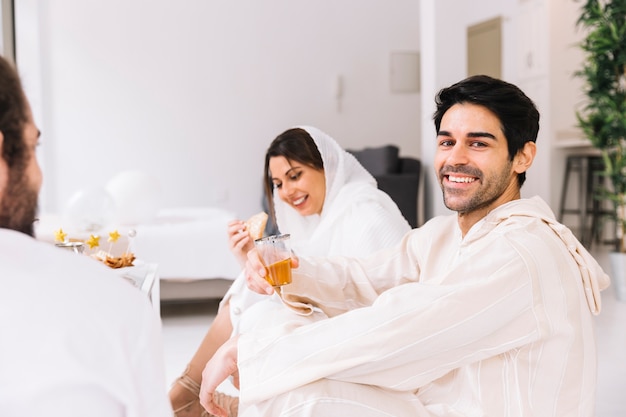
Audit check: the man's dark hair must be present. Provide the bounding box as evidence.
[0,55,37,236]
[433,75,540,186]
[0,56,29,168]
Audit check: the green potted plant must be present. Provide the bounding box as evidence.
[575,0,626,300]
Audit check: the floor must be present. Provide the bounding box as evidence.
[161,299,239,397]
[161,246,626,416]
[589,248,626,417]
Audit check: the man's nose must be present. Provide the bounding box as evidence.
[447,143,470,165]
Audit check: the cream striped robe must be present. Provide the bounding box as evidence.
[237,196,609,417]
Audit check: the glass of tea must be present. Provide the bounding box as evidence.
[254,234,292,287]
[55,241,86,254]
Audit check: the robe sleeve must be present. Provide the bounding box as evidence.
[279,230,420,317]
[238,233,544,404]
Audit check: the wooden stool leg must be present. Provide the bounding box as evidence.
[559,155,595,246]
[558,157,573,223]
[579,157,589,246]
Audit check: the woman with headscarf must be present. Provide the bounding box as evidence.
[170,126,412,416]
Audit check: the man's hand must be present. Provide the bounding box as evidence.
[199,336,240,417]
[245,248,299,295]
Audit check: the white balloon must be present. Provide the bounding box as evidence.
[106,171,162,225]
[64,186,116,232]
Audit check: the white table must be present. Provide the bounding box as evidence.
[34,207,241,301]
[115,263,160,316]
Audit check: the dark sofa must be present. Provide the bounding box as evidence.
[347,145,421,228]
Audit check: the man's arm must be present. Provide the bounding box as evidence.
[245,230,421,318]
[238,238,542,404]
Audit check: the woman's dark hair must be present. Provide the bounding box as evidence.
[0,57,29,169]
[263,127,324,225]
[433,75,540,186]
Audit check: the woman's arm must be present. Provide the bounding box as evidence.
[227,220,254,267]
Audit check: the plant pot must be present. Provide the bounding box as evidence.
[608,252,626,302]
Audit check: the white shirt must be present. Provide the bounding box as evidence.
[0,229,173,417]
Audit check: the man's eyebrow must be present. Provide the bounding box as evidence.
[437,130,497,140]
[467,131,496,139]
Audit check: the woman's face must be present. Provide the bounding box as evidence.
[269,156,326,216]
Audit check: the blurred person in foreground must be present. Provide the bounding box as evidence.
[0,55,173,417]
[200,75,610,417]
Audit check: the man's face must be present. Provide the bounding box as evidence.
[0,102,42,236]
[435,103,521,221]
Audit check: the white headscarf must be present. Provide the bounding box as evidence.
[224,126,409,331]
[272,126,380,255]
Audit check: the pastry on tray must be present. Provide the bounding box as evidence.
[93,250,136,269]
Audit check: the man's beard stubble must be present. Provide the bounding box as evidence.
[0,166,38,237]
[439,161,513,215]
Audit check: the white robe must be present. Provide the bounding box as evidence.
[236,196,609,417]
[0,229,173,417]
[224,126,411,332]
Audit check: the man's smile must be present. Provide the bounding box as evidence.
[447,174,477,184]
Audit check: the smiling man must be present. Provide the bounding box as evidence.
[200,75,610,417]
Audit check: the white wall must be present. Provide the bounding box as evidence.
[420,0,519,218]
[15,0,421,220]
[14,0,588,225]
[419,0,585,218]
[548,0,591,219]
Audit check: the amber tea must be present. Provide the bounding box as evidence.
[255,233,292,287]
[265,257,292,287]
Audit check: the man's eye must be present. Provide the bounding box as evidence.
[470,141,488,148]
[439,140,454,147]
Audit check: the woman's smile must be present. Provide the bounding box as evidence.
[292,195,308,207]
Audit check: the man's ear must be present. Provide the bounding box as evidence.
[513,141,536,174]
[0,130,4,165]
[0,131,6,196]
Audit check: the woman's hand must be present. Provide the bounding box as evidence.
[245,248,299,295]
[227,220,254,267]
[199,336,239,417]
